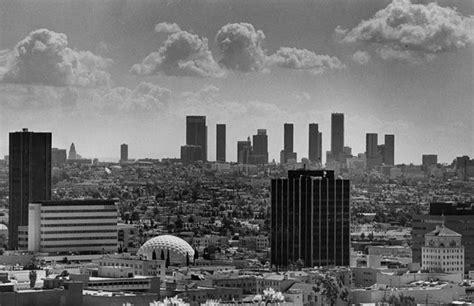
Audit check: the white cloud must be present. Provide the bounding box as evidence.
[269,47,345,73]
[215,23,267,72]
[131,30,223,77]
[155,22,182,34]
[352,50,371,65]
[1,29,112,87]
[337,0,474,62]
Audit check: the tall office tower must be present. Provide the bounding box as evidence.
[186,116,207,162]
[237,138,252,164]
[68,143,77,160]
[412,202,474,273]
[366,133,381,169]
[317,132,322,163]
[9,129,51,249]
[384,134,395,165]
[120,144,128,162]
[308,123,320,163]
[51,148,67,166]
[216,124,226,162]
[422,154,438,171]
[331,113,344,162]
[271,170,350,268]
[251,129,268,164]
[281,123,296,164]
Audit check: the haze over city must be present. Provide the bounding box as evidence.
[1,0,473,163]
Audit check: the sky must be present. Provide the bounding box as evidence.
[0,0,473,164]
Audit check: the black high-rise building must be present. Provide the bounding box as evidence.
[384,134,395,165]
[237,138,252,164]
[318,132,322,163]
[9,128,51,249]
[120,144,128,162]
[271,170,350,268]
[331,113,344,162]
[251,129,268,164]
[284,123,293,153]
[184,116,207,162]
[308,123,320,163]
[216,124,226,162]
[281,123,296,164]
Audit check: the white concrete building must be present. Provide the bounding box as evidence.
[28,200,118,254]
[422,224,464,274]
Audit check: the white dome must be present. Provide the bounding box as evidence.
[138,235,194,264]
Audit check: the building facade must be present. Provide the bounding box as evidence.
[9,129,51,249]
[331,113,344,162]
[384,134,395,165]
[51,148,67,166]
[271,170,350,268]
[186,116,207,162]
[281,123,296,164]
[237,139,252,164]
[120,144,128,162]
[27,200,118,254]
[308,123,320,163]
[412,202,474,273]
[216,124,226,162]
[422,225,464,273]
[251,129,268,164]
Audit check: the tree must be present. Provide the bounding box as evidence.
[161,249,165,260]
[152,250,157,260]
[29,270,37,289]
[194,249,199,260]
[186,253,190,266]
[166,249,170,268]
[360,232,366,240]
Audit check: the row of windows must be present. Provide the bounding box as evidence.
[42,223,117,227]
[41,209,117,213]
[87,281,149,287]
[41,236,116,241]
[41,216,117,220]
[42,229,117,234]
[423,248,463,253]
[42,243,117,248]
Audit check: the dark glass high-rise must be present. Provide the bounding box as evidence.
[9,129,51,249]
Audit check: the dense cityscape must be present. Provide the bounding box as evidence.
[1,0,473,305]
[0,111,472,305]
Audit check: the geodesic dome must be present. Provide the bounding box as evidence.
[137,235,194,264]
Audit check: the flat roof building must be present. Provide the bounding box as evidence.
[27,200,118,255]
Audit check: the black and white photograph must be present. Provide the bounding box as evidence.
[0,0,473,305]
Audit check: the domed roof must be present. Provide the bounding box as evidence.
[138,235,194,263]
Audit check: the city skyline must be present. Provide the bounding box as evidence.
[1,0,473,164]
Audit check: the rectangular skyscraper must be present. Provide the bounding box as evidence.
[185,116,207,162]
[251,129,268,164]
[281,123,296,164]
[308,123,320,163]
[216,124,226,162]
[331,113,344,162]
[318,132,322,163]
[237,139,252,164]
[120,143,128,162]
[384,134,395,165]
[9,129,51,249]
[366,133,378,158]
[271,170,350,268]
[284,123,294,153]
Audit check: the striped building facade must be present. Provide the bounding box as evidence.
[28,200,118,254]
[271,170,350,268]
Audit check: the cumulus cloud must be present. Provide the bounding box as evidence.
[269,47,345,73]
[155,22,182,34]
[1,29,112,87]
[352,50,371,65]
[337,0,474,62]
[131,31,223,78]
[103,82,171,112]
[216,23,344,73]
[215,23,267,72]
